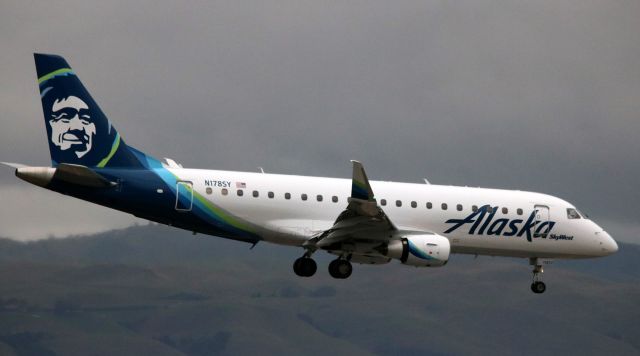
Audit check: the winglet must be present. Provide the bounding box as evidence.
[350,160,375,201]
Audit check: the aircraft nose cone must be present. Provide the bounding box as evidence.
[607,234,619,254]
[600,231,618,255]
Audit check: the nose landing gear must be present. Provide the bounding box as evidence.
[530,258,546,294]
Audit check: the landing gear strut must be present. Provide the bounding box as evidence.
[328,257,353,279]
[530,258,546,294]
[293,254,317,277]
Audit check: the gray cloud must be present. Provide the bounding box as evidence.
[1,0,638,242]
[0,184,144,240]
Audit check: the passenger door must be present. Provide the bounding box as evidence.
[533,204,550,238]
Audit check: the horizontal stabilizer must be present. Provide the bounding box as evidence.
[54,164,116,188]
[14,164,115,188]
[0,162,27,169]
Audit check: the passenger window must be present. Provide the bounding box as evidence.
[237,189,243,197]
[411,201,417,208]
[426,202,432,209]
[284,192,291,200]
[268,191,274,199]
[472,205,478,212]
[457,204,463,211]
[221,188,228,196]
[301,194,308,201]
[567,208,581,219]
[487,207,493,213]
[381,199,387,206]
[252,190,259,198]
[396,200,402,207]
[317,195,323,202]
[332,196,338,203]
[517,208,523,216]
[502,207,508,214]
[441,203,448,210]
[206,187,213,195]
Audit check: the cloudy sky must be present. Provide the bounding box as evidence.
[1,0,638,243]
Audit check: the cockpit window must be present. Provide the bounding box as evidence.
[567,208,581,219]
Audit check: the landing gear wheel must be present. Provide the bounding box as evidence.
[531,281,546,294]
[328,259,353,279]
[529,258,546,294]
[293,257,317,277]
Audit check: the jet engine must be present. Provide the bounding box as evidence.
[384,234,450,267]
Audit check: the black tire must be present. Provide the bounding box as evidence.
[531,281,546,294]
[293,257,305,277]
[294,257,316,277]
[328,259,352,279]
[328,259,340,278]
[302,258,317,277]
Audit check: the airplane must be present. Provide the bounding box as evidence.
[2,54,619,294]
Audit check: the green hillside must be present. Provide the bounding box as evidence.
[0,224,638,355]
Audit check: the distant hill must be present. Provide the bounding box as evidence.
[0,224,638,355]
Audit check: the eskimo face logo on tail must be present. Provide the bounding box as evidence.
[48,95,96,158]
[37,60,125,168]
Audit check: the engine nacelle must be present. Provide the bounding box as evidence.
[385,234,450,267]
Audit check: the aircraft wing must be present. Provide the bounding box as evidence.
[305,161,397,251]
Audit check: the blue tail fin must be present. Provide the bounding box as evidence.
[35,53,144,168]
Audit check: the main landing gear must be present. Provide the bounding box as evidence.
[292,253,354,279]
[293,254,317,277]
[328,258,352,279]
[530,258,546,294]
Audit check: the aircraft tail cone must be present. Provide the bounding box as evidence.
[15,167,56,187]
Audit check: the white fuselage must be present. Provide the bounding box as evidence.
[167,168,617,260]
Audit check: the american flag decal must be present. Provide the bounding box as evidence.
[236,182,246,188]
